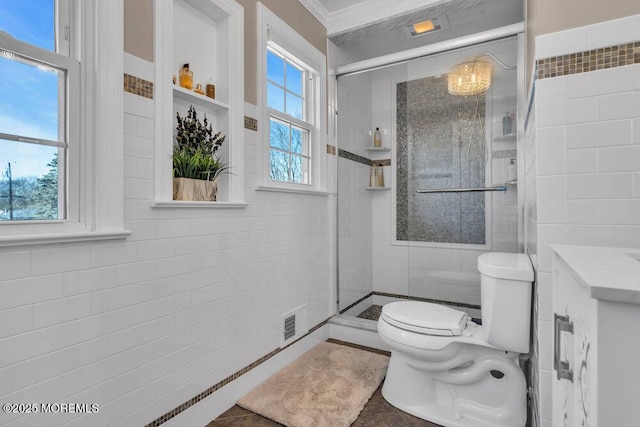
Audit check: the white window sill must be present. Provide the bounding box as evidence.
[0,230,132,248]
[151,201,249,209]
[255,185,331,196]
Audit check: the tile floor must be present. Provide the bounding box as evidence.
[356,304,383,320]
[207,339,441,427]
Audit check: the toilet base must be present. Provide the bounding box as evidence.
[381,349,527,427]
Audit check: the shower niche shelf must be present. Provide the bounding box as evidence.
[366,186,390,191]
[493,133,516,142]
[366,146,391,152]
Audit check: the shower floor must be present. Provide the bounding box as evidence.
[356,305,383,321]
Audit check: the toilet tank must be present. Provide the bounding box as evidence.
[478,252,533,354]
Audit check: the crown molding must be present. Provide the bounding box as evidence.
[297,0,331,28]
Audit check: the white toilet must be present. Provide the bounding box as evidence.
[377,252,533,427]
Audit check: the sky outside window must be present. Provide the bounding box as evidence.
[0,0,60,179]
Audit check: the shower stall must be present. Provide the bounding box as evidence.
[334,35,524,321]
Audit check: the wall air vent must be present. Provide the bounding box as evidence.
[284,315,296,341]
[280,304,308,347]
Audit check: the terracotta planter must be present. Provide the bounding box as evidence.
[173,178,217,201]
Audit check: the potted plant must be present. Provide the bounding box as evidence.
[172,105,229,201]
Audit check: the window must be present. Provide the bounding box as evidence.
[0,1,128,245]
[257,4,327,194]
[267,47,311,184]
[0,1,75,221]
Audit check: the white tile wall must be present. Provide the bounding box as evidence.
[0,54,335,427]
[531,14,640,425]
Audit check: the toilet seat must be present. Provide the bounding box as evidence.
[381,301,469,336]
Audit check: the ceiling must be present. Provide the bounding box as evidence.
[299,0,524,63]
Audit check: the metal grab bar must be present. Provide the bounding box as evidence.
[416,186,507,194]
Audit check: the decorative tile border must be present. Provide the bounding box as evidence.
[244,115,258,131]
[144,317,331,427]
[340,292,375,314]
[536,41,640,80]
[124,73,153,99]
[338,148,372,166]
[373,291,481,310]
[339,291,480,315]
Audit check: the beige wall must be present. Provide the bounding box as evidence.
[122,0,327,105]
[124,0,154,62]
[526,0,640,83]
[235,0,327,105]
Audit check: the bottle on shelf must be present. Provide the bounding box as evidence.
[502,112,512,135]
[179,63,193,90]
[507,158,517,182]
[370,166,377,187]
[377,166,385,187]
[373,127,382,147]
[194,83,205,95]
[206,79,216,99]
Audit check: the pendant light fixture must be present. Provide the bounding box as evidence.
[447,53,515,96]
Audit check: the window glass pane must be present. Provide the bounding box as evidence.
[267,82,285,113]
[269,118,290,150]
[269,150,289,182]
[290,155,308,184]
[0,1,56,52]
[286,62,303,96]
[0,138,62,220]
[286,93,303,120]
[267,51,284,87]
[291,126,308,155]
[0,53,63,141]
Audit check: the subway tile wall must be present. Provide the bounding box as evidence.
[530,13,640,427]
[0,54,335,427]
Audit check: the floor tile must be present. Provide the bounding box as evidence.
[208,340,442,427]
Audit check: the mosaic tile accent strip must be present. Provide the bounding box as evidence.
[536,41,640,80]
[372,291,481,310]
[144,317,331,427]
[338,148,372,166]
[340,292,374,314]
[396,75,486,245]
[327,144,337,155]
[244,115,258,131]
[123,73,153,99]
[340,291,480,315]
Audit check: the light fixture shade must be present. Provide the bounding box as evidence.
[447,60,493,96]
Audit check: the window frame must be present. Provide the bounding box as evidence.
[0,0,129,246]
[256,3,327,195]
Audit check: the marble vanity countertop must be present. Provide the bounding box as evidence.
[552,244,640,304]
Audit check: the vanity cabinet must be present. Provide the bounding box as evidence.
[551,245,640,426]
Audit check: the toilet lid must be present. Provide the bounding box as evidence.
[381,301,468,336]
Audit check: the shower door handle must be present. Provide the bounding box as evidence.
[553,313,574,383]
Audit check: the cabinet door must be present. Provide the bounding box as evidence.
[552,264,574,427]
